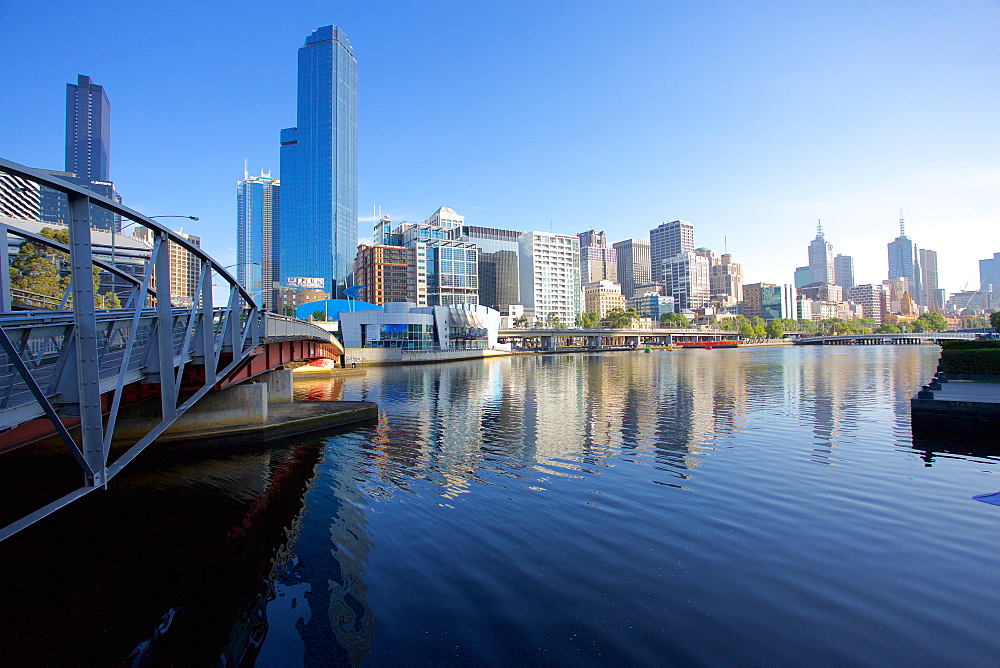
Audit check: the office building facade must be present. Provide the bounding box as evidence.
[808,223,834,285]
[917,248,940,312]
[662,251,710,313]
[578,229,618,284]
[612,238,651,299]
[887,217,921,303]
[847,284,886,324]
[834,254,855,290]
[236,170,280,308]
[649,220,694,276]
[0,171,40,220]
[280,25,358,297]
[354,244,416,305]
[66,75,110,182]
[583,280,626,319]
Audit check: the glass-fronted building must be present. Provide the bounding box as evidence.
[237,170,280,308]
[66,75,110,183]
[280,25,358,297]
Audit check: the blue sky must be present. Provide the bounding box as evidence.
[1,0,997,295]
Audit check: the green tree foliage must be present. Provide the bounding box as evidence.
[9,227,121,309]
[765,320,784,339]
[914,312,947,332]
[513,315,529,328]
[991,311,1000,330]
[753,324,767,338]
[738,322,755,340]
[659,312,690,328]
[875,323,902,333]
[602,307,639,329]
[311,309,326,321]
[283,305,295,317]
[580,311,600,328]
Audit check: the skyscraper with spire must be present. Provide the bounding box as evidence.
[807,221,834,285]
[279,25,358,297]
[887,213,921,302]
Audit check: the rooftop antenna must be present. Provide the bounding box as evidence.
[243,159,248,181]
[899,209,905,237]
[817,219,823,236]
[724,235,728,254]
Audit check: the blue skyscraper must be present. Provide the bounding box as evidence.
[280,25,358,297]
[40,75,121,231]
[237,168,280,308]
[66,74,110,181]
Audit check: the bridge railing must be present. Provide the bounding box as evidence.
[0,157,264,540]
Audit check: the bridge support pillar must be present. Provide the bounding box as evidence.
[115,383,268,439]
[625,336,639,348]
[541,336,555,350]
[587,336,601,348]
[258,369,293,403]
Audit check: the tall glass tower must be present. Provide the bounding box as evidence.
[237,168,280,308]
[280,25,358,297]
[66,74,110,181]
[887,215,921,301]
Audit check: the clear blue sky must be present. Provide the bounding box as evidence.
[1,0,997,295]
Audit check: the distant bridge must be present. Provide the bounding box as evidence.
[499,328,735,350]
[795,332,976,345]
[0,158,340,539]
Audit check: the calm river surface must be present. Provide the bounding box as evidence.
[1,345,998,666]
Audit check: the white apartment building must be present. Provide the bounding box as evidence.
[518,231,581,325]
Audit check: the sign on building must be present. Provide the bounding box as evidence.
[287,276,325,289]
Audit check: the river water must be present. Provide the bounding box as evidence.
[1,345,998,666]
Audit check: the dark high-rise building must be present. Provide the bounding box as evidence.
[66,75,110,182]
[478,250,520,309]
[280,26,358,297]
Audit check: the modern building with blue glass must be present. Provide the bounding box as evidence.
[66,75,110,182]
[280,25,358,298]
[237,168,280,308]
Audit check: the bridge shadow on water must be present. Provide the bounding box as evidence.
[0,423,373,666]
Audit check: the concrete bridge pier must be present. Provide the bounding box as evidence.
[541,335,556,350]
[115,370,295,440]
[625,336,640,348]
[587,336,602,348]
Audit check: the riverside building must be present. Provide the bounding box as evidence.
[280,26,358,297]
[354,244,417,305]
[518,231,581,325]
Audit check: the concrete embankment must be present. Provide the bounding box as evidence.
[911,340,1000,431]
[152,400,378,449]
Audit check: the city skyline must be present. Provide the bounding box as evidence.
[0,0,996,294]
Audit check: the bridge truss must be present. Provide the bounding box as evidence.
[0,158,268,539]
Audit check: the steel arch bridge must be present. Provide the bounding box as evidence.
[0,158,340,540]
